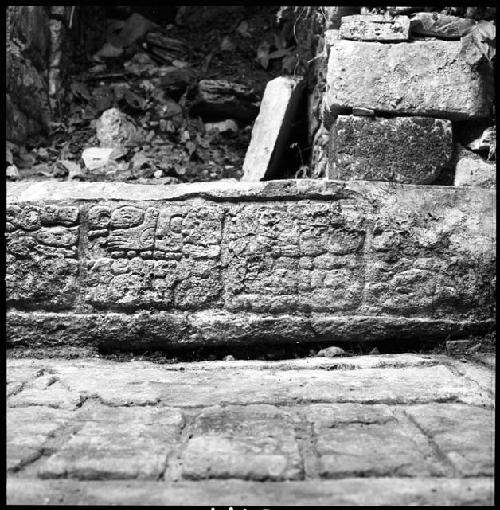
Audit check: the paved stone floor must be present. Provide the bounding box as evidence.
[7,353,495,505]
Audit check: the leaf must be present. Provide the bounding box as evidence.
[268,47,293,60]
[124,89,146,110]
[71,82,91,101]
[282,54,297,74]
[236,20,250,37]
[220,36,235,52]
[256,41,270,69]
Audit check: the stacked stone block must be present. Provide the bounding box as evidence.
[319,12,495,187]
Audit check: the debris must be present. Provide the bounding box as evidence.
[81,148,116,171]
[256,40,271,69]
[369,347,380,355]
[191,80,260,122]
[410,12,475,39]
[454,145,496,188]
[236,20,251,37]
[6,165,19,180]
[446,339,477,355]
[153,169,163,178]
[316,346,347,358]
[95,108,144,148]
[111,13,158,48]
[242,76,304,181]
[220,36,236,52]
[93,42,123,61]
[459,20,496,66]
[223,354,236,361]
[64,160,84,180]
[467,126,496,157]
[204,119,238,134]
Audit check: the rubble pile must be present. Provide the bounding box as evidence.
[7,6,303,184]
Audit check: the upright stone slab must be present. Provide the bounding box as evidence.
[242,77,304,182]
[328,115,453,183]
[325,39,493,120]
[339,14,410,41]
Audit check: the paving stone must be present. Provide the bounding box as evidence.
[306,404,443,477]
[446,360,495,396]
[340,14,410,41]
[329,115,452,183]
[38,406,184,480]
[325,39,493,120]
[31,359,493,408]
[7,407,71,472]
[6,478,494,506]
[182,404,302,481]
[242,76,304,181]
[405,404,494,476]
[410,12,476,39]
[8,373,82,410]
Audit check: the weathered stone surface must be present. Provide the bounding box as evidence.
[190,80,260,122]
[242,76,305,181]
[329,115,452,183]
[325,39,493,120]
[340,14,410,41]
[308,404,444,477]
[7,358,492,408]
[6,181,495,344]
[7,407,71,472]
[95,108,144,148]
[405,404,494,476]
[182,405,302,481]
[8,372,82,410]
[38,406,184,480]
[6,478,494,506]
[454,147,496,187]
[410,12,475,39]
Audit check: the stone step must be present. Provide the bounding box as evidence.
[6,180,495,348]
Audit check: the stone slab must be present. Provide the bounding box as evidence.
[340,14,410,41]
[7,407,72,472]
[410,12,476,39]
[6,478,494,506]
[325,39,493,120]
[181,405,302,481]
[329,115,452,183]
[242,76,304,181]
[6,181,495,346]
[7,358,493,409]
[405,404,494,476]
[37,406,184,480]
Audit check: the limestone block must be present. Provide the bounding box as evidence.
[38,407,184,480]
[242,76,305,182]
[340,14,410,41]
[96,108,144,148]
[328,115,453,184]
[405,404,494,476]
[410,12,475,39]
[325,39,494,120]
[5,181,496,344]
[454,147,496,188]
[182,405,302,481]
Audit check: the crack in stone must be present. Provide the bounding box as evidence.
[402,409,457,477]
